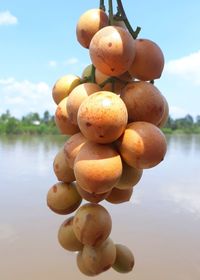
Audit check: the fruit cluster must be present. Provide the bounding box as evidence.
[46,1,168,276]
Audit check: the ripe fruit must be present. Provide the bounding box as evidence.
[120,81,165,125]
[76,183,110,203]
[63,132,87,168]
[89,26,136,76]
[74,141,122,194]
[106,187,133,204]
[77,251,97,276]
[67,82,101,125]
[53,148,75,183]
[112,244,135,273]
[58,217,83,251]
[118,122,167,169]
[82,238,116,274]
[157,95,169,128]
[115,161,143,190]
[47,182,82,215]
[81,64,92,80]
[129,38,164,81]
[73,203,112,246]
[77,91,128,144]
[76,9,109,48]
[54,97,80,135]
[52,75,81,104]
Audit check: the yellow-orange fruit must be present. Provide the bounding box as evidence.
[63,132,87,168]
[74,141,122,194]
[106,187,133,204]
[67,83,101,125]
[115,161,143,190]
[95,69,127,94]
[47,182,82,215]
[112,20,127,29]
[129,39,164,81]
[82,238,116,274]
[120,81,165,125]
[77,91,128,144]
[76,183,110,203]
[58,217,83,251]
[81,64,92,80]
[112,244,135,273]
[73,203,112,246]
[52,75,81,104]
[77,251,97,276]
[76,9,109,48]
[118,122,167,169]
[53,148,75,183]
[89,26,136,76]
[54,97,80,135]
[157,95,169,128]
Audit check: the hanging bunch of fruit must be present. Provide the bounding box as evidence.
[47,0,168,276]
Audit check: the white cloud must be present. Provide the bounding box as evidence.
[63,57,79,65]
[0,11,18,26]
[165,50,200,85]
[48,60,57,67]
[169,106,188,119]
[0,78,56,118]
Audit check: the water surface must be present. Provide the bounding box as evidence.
[0,135,200,280]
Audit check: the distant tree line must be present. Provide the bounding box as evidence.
[0,110,200,135]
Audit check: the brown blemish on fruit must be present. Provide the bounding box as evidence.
[103,264,111,271]
[54,163,59,170]
[111,68,115,72]
[108,42,112,47]
[86,122,92,127]
[86,213,93,221]
[53,185,57,193]
[93,232,103,246]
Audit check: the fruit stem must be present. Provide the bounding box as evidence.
[99,77,113,88]
[116,0,141,39]
[91,65,96,83]
[99,0,106,11]
[108,0,114,25]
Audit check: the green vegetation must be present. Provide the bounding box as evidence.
[0,110,200,135]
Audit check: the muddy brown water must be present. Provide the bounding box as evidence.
[0,135,200,280]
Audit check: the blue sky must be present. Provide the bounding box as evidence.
[0,0,200,119]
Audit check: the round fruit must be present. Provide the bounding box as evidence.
[157,95,169,128]
[63,132,87,168]
[89,26,136,76]
[81,64,92,80]
[47,182,82,215]
[67,82,101,125]
[53,148,75,183]
[120,81,165,125]
[115,161,143,190]
[74,141,122,194]
[106,187,133,204]
[76,9,109,48]
[73,203,112,246]
[118,121,167,169]
[77,251,97,276]
[54,97,80,135]
[129,38,164,81]
[112,244,135,273]
[76,183,110,203]
[77,91,128,144]
[52,75,81,104]
[82,238,116,274]
[58,217,83,251]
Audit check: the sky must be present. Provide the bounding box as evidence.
[0,0,200,119]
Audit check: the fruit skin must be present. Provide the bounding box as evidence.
[115,160,143,190]
[77,251,97,276]
[77,91,128,144]
[106,187,133,204]
[54,97,80,135]
[112,244,135,273]
[157,95,169,128]
[76,9,109,49]
[76,183,110,203]
[82,64,92,80]
[58,217,83,251]
[120,81,165,125]
[63,132,87,169]
[82,238,116,274]
[73,203,112,247]
[52,75,81,105]
[89,26,136,76]
[117,121,167,169]
[47,182,82,215]
[67,82,101,125]
[74,141,122,194]
[53,148,75,183]
[129,38,164,81]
